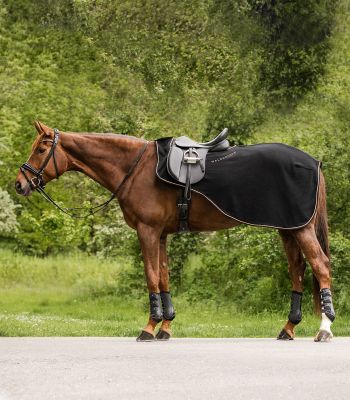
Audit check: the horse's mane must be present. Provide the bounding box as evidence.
[31,131,140,151]
[78,132,139,140]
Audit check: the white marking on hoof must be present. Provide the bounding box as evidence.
[314,313,333,342]
[314,329,333,342]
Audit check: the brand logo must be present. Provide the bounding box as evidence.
[210,151,236,164]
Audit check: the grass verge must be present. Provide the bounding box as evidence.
[1,249,349,337]
[1,287,349,337]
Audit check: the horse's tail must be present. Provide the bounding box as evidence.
[313,171,330,314]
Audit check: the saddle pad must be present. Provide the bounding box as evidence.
[155,138,321,229]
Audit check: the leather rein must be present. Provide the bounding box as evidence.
[20,129,149,218]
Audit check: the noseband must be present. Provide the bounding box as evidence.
[19,128,149,218]
[20,128,60,190]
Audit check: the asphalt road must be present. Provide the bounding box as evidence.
[0,337,349,400]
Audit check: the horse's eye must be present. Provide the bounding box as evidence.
[38,148,46,154]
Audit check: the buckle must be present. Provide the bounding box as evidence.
[184,149,201,164]
[184,156,201,164]
[29,175,44,189]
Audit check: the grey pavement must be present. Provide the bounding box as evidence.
[0,337,349,400]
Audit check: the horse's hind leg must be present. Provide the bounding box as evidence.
[294,223,335,342]
[156,234,176,341]
[278,230,306,340]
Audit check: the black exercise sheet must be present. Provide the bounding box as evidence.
[155,138,321,229]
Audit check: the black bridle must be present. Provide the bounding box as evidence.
[20,128,60,191]
[20,129,149,218]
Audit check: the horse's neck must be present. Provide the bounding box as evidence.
[60,132,144,192]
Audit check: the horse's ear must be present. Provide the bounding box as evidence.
[34,120,43,133]
[33,121,53,137]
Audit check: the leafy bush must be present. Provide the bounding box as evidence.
[250,0,338,104]
[168,232,204,292]
[0,189,19,237]
[181,226,350,313]
[329,231,350,314]
[16,209,89,256]
[183,227,291,312]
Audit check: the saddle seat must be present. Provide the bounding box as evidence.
[168,128,229,185]
[174,128,229,152]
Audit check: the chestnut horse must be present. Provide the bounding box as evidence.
[15,121,335,342]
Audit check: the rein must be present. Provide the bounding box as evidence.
[20,129,149,218]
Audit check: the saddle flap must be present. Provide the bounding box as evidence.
[167,144,208,184]
[167,146,183,181]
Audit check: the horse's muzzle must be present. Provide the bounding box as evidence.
[15,179,31,196]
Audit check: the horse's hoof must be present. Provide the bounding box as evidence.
[136,330,155,342]
[314,329,333,342]
[277,329,294,340]
[156,330,171,341]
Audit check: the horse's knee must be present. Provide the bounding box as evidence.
[288,290,303,324]
[160,291,176,321]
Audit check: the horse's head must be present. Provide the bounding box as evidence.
[15,121,67,196]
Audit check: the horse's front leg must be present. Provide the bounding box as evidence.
[278,231,306,340]
[136,223,163,341]
[156,234,176,341]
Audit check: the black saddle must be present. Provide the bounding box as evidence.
[173,128,229,150]
[166,128,230,232]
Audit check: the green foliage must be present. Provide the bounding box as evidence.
[0,189,19,237]
[16,209,89,256]
[329,231,350,314]
[184,227,291,312]
[255,0,350,233]
[168,233,204,292]
[183,227,350,313]
[113,239,146,298]
[250,0,338,104]
[83,206,137,258]
[0,0,349,320]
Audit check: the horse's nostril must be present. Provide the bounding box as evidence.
[15,181,22,193]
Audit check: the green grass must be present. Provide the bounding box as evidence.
[0,249,349,337]
[1,288,350,337]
